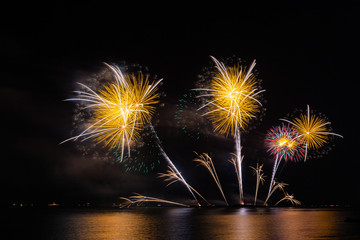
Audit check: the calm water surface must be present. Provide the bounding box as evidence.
[3,208,360,240]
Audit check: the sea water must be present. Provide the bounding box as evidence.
[3,207,360,240]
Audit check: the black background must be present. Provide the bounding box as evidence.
[1,1,358,207]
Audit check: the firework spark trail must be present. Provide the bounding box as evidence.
[264,181,288,206]
[235,130,244,204]
[228,153,243,201]
[250,164,265,205]
[275,193,301,206]
[158,166,209,205]
[267,153,280,199]
[193,152,228,206]
[148,123,200,205]
[119,193,190,208]
[280,105,343,161]
[195,56,264,204]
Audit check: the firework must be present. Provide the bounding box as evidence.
[264,124,305,202]
[119,193,190,208]
[174,92,208,140]
[250,164,265,205]
[264,181,288,206]
[281,105,343,161]
[193,152,228,206]
[265,124,306,162]
[158,166,208,205]
[275,192,301,206]
[149,123,201,205]
[195,56,264,204]
[61,63,162,162]
[195,56,263,135]
[228,153,243,201]
[113,143,161,174]
[113,125,161,174]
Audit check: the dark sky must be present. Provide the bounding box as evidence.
[1,1,358,207]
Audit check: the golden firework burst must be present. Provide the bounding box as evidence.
[62,64,162,161]
[198,56,264,136]
[292,112,329,149]
[282,105,343,150]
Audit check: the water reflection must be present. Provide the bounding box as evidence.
[61,210,167,239]
[5,208,360,240]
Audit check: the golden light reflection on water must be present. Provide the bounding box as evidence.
[63,210,165,240]
[55,208,360,240]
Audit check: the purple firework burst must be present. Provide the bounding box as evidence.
[265,124,305,162]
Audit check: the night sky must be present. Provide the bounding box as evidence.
[1,1,358,207]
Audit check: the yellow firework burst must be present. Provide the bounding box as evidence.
[125,73,161,125]
[198,56,264,136]
[92,72,161,148]
[292,112,329,149]
[281,105,343,152]
[62,64,162,161]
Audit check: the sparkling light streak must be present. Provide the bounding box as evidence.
[250,164,265,205]
[275,193,301,206]
[193,152,228,206]
[149,123,201,205]
[119,193,190,208]
[158,166,208,205]
[264,181,288,206]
